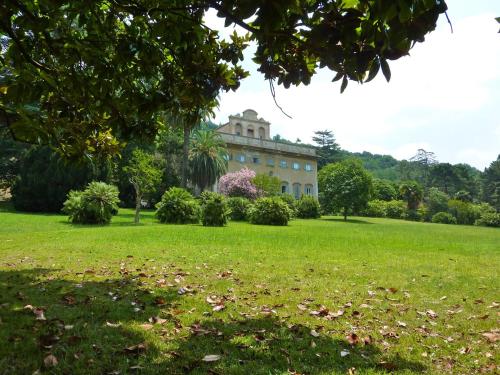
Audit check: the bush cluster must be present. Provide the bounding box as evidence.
[199,192,230,227]
[475,212,500,227]
[155,187,200,224]
[248,197,292,226]
[63,182,119,224]
[280,193,298,217]
[431,212,457,225]
[295,195,321,219]
[226,197,251,221]
[384,200,408,219]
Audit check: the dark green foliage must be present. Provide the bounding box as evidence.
[447,200,480,225]
[155,187,200,224]
[399,181,423,210]
[280,193,298,217]
[362,200,387,218]
[62,182,120,224]
[385,200,408,219]
[248,197,292,226]
[482,155,500,211]
[427,187,450,216]
[406,209,421,222]
[475,212,500,227]
[295,196,321,219]
[200,192,230,227]
[372,179,397,201]
[454,190,472,202]
[11,147,109,212]
[318,159,372,220]
[312,130,341,169]
[226,197,251,221]
[0,1,447,158]
[432,212,457,225]
[0,128,28,191]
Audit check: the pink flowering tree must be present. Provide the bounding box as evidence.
[218,167,259,199]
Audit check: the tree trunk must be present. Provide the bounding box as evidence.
[182,125,190,188]
[134,192,142,224]
[343,208,347,221]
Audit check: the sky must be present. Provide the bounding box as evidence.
[206,1,500,170]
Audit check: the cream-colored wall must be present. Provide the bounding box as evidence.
[225,145,318,197]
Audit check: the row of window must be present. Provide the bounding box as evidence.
[228,153,313,172]
[281,182,315,199]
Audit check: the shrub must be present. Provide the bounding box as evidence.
[200,192,230,227]
[226,197,251,221]
[280,193,298,217]
[362,200,386,218]
[62,182,120,224]
[447,199,479,225]
[417,204,431,222]
[384,200,407,219]
[427,187,449,217]
[296,195,321,219]
[156,187,200,224]
[406,209,421,222]
[372,179,397,201]
[475,212,500,227]
[432,212,457,225]
[218,167,258,199]
[248,197,292,226]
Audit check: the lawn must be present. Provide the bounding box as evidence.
[0,205,498,374]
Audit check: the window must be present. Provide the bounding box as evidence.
[305,184,313,196]
[258,127,266,139]
[281,182,289,194]
[280,160,288,168]
[235,123,242,136]
[269,171,274,177]
[305,163,313,172]
[267,158,275,166]
[252,157,260,164]
[293,183,301,199]
[236,154,245,163]
[292,162,300,170]
[247,128,254,137]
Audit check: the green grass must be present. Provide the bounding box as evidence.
[0,205,498,374]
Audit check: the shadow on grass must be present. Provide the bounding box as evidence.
[0,268,426,374]
[321,217,374,225]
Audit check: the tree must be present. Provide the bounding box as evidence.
[429,163,460,195]
[0,1,448,158]
[123,149,162,224]
[312,130,341,169]
[372,178,397,201]
[189,129,228,192]
[399,181,423,210]
[427,187,449,216]
[252,174,281,197]
[409,148,438,187]
[482,155,500,211]
[318,159,372,220]
[218,167,258,199]
[0,127,27,191]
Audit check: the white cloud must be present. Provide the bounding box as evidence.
[212,11,500,169]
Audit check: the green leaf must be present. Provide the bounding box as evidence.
[380,59,391,82]
[365,58,380,83]
[340,75,348,93]
[332,72,343,82]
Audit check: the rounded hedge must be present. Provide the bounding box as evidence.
[155,187,200,224]
[431,211,457,225]
[385,200,407,219]
[279,193,298,217]
[362,200,386,218]
[200,192,230,227]
[226,197,251,221]
[62,181,119,224]
[248,197,292,226]
[295,195,321,219]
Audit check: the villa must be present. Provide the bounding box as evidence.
[216,109,318,198]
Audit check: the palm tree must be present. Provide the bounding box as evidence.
[189,129,228,192]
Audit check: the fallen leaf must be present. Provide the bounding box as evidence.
[346,333,359,345]
[310,329,320,338]
[340,350,350,357]
[426,310,438,319]
[482,331,500,343]
[202,354,221,362]
[212,303,225,312]
[106,321,121,328]
[148,316,167,325]
[43,354,58,368]
[397,321,407,328]
[124,342,147,354]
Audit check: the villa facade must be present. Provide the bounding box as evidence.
[216,109,318,198]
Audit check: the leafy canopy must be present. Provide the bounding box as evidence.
[0,0,448,157]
